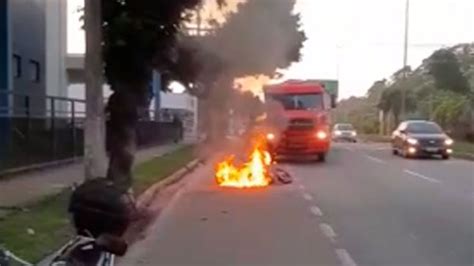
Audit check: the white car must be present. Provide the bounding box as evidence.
[333,123,357,142]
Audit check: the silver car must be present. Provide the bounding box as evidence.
[333,123,357,142]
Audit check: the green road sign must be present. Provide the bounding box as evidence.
[318,80,339,97]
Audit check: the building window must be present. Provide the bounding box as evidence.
[13,54,21,78]
[29,60,40,82]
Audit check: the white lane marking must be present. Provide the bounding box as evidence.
[309,206,323,217]
[319,223,337,243]
[302,193,313,201]
[404,169,441,184]
[335,249,358,266]
[365,155,385,164]
[341,146,354,151]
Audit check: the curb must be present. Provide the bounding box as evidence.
[136,159,202,209]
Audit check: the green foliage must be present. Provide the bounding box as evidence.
[101,0,214,91]
[333,96,379,134]
[0,191,73,263]
[431,91,469,129]
[366,79,387,103]
[427,49,470,94]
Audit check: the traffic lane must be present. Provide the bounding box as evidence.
[291,147,474,266]
[121,163,340,266]
[360,143,474,197]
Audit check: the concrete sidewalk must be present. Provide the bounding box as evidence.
[0,143,183,208]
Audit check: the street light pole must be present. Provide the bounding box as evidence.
[336,44,342,81]
[401,0,410,120]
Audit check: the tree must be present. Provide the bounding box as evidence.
[427,49,470,94]
[96,0,304,193]
[431,91,469,131]
[100,0,204,193]
[332,96,380,134]
[84,0,107,179]
[366,79,387,104]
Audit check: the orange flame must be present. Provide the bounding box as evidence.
[215,140,272,188]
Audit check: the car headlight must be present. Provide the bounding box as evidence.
[407,138,418,145]
[444,138,454,146]
[316,131,328,140]
[334,130,342,136]
[351,131,357,137]
[266,133,275,141]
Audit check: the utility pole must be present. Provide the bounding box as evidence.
[84,0,107,179]
[401,0,410,120]
[336,44,342,82]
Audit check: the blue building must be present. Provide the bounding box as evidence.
[0,0,9,107]
[1,0,46,116]
[0,0,50,171]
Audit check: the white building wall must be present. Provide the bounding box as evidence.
[46,0,68,117]
[161,92,199,141]
[67,85,198,141]
[45,0,67,97]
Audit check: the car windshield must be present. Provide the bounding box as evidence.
[267,93,323,110]
[406,122,443,134]
[336,124,354,131]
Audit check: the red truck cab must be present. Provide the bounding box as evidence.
[263,80,336,162]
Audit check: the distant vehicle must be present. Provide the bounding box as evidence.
[391,120,454,159]
[332,123,357,142]
[263,80,337,162]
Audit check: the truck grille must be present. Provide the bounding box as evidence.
[287,118,314,131]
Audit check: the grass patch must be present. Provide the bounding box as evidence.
[133,145,195,194]
[453,141,474,154]
[0,191,74,263]
[0,145,195,264]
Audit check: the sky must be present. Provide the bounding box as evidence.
[68,0,474,99]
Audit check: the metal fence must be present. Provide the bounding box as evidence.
[0,91,181,173]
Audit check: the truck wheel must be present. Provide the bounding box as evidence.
[317,153,326,162]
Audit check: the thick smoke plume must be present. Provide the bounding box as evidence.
[200,0,305,78]
[175,0,305,148]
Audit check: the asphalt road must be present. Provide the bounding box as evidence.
[121,142,474,266]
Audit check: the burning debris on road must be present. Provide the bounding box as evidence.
[215,136,292,188]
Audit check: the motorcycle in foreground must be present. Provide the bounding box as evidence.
[0,179,133,266]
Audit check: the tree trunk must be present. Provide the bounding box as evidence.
[106,85,148,194]
[470,108,474,134]
[84,0,107,179]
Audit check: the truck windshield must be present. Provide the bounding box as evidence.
[267,93,323,110]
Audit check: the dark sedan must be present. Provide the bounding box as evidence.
[391,121,454,159]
